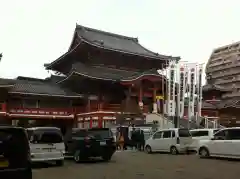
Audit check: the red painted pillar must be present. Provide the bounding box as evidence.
[2,103,6,112]
[89,117,93,128]
[98,116,103,128]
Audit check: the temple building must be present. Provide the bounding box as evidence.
[0,24,181,131]
[203,41,240,127]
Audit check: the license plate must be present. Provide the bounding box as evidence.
[0,160,9,168]
[100,141,106,145]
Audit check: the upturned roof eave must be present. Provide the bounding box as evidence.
[57,69,164,84]
[45,41,83,70]
[8,91,84,98]
[79,35,178,61]
[57,71,117,84]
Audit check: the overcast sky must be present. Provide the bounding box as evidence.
[1,0,240,83]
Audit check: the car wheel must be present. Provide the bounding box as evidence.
[145,145,152,154]
[170,146,178,155]
[73,150,81,163]
[199,147,210,158]
[56,160,64,166]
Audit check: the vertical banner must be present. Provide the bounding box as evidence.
[168,61,176,116]
[197,64,203,117]
[178,65,186,118]
[165,60,169,116]
[188,65,196,119]
[184,65,189,119]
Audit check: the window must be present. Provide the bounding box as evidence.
[214,130,227,140]
[213,129,220,134]
[163,131,171,138]
[172,131,175,137]
[190,130,209,137]
[72,130,87,137]
[153,131,162,139]
[228,129,240,140]
[178,129,191,137]
[88,129,113,139]
[38,132,63,144]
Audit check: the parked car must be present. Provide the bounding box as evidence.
[198,127,240,159]
[64,128,116,162]
[145,128,192,154]
[189,128,219,151]
[26,127,65,166]
[0,126,32,179]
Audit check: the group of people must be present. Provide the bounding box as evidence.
[116,127,145,151]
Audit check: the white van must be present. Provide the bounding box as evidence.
[26,127,65,166]
[198,127,240,159]
[189,128,219,151]
[145,128,192,154]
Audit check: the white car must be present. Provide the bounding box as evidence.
[189,128,219,151]
[27,127,65,166]
[145,128,192,155]
[198,127,240,159]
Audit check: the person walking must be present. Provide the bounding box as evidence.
[118,132,125,151]
[139,130,145,151]
[131,128,137,150]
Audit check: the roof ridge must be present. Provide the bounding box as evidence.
[76,24,138,42]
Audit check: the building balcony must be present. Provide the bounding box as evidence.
[222,92,240,98]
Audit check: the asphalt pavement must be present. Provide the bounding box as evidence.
[33,151,240,179]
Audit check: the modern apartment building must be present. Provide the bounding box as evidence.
[206,41,240,99]
[205,41,240,126]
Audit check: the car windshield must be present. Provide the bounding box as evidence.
[0,128,29,169]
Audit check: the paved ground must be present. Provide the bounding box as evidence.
[33,151,240,179]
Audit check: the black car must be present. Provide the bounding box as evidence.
[0,126,32,179]
[64,128,116,162]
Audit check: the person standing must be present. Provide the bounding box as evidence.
[118,131,125,151]
[139,130,145,151]
[131,128,136,150]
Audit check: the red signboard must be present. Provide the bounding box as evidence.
[9,108,72,116]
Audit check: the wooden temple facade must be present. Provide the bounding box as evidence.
[0,24,225,130]
[0,24,179,131]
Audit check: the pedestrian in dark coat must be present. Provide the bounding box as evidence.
[139,130,145,151]
[131,128,137,150]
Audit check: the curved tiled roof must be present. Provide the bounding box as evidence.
[75,24,172,60]
[7,77,82,98]
[58,62,163,83]
[0,78,15,87]
[45,24,180,70]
